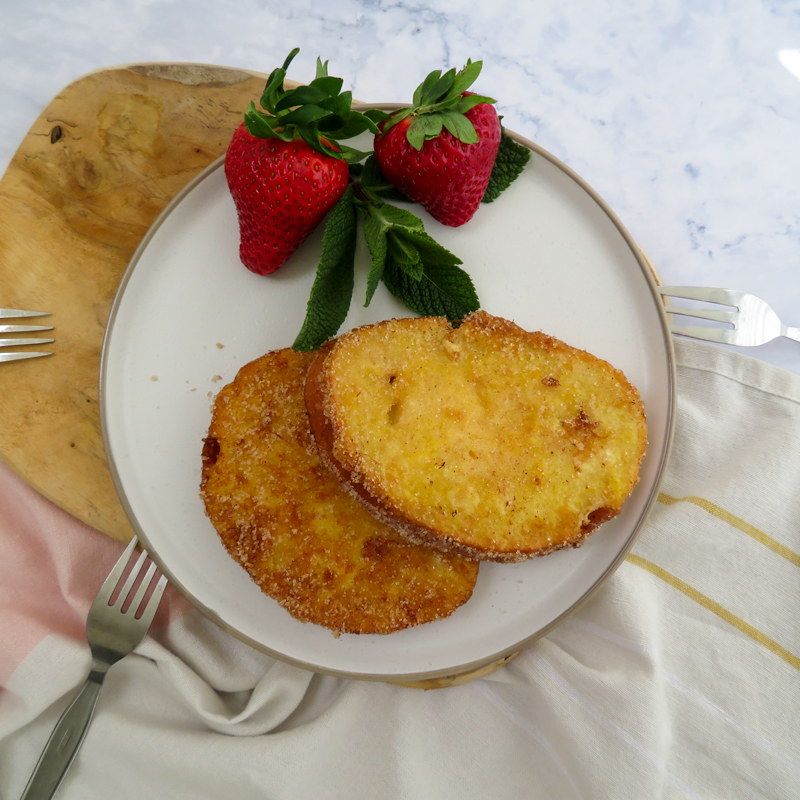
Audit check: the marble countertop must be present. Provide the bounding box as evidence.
[3,0,799,374]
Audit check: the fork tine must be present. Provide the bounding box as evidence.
[134,572,168,629]
[126,559,159,616]
[0,352,52,362]
[0,324,54,333]
[664,306,737,324]
[111,549,149,609]
[0,308,51,319]
[93,536,139,606]
[657,286,745,306]
[0,338,55,347]
[668,324,737,344]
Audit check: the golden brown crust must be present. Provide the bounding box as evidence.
[305,312,648,563]
[305,340,394,520]
[201,347,478,635]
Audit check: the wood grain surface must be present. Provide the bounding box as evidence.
[0,64,275,542]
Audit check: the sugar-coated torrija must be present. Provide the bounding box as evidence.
[305,311,648,562]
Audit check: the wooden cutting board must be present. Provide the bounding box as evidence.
[0,63,283,542]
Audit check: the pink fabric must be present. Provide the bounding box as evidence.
[0,462,189,685]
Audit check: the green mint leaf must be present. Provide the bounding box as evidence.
[382,257,479,323]
[396,228,463,268]
[293,186,357,352]
[375,210,475,320]
[358,154,389,189]
[387,230,424,280]
[314,57,329,80]
[482,129,532,203]
[362,207,389,306]
[361,201,428,306]
[371,202,425,231]
[438,108,478,143]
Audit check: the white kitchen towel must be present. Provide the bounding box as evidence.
[1,337,799,800]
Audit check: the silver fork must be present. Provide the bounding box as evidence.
[0,309,54,362]
[657,287,800,346]
[20,536,168,800]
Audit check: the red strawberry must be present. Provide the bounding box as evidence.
[225,124,348,275]
[224,48,380,275]
[374,98,500,227]
[373,61,501,227]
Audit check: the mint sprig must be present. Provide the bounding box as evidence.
[382,256,479,321]
[291,158,479,352]
[362,202,422,304]
[244,48,385,162]
[292,187,358,352]
[482,128,532,203]
[361,200,472,308]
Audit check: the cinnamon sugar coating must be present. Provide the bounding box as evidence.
[200,348,478,635]
[305,312,648,562]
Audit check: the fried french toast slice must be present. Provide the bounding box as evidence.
[200,348,478,635]
[305,311,647,562]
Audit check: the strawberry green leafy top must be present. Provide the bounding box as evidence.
[379,60,496,150]
[244,48,382,162]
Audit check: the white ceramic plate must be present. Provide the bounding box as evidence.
[101,124,675,682]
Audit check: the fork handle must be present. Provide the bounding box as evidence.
[20,669,106,799]
[783,326,800,343]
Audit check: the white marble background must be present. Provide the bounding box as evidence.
[2,0,799,373]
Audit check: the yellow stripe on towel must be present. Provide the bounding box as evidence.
[658,493,800,568]
[627,553,800,672]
